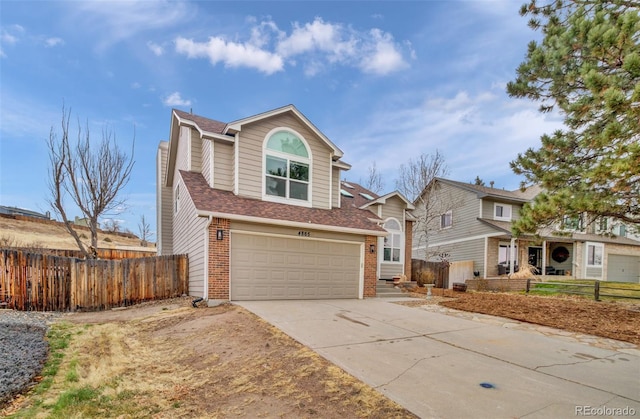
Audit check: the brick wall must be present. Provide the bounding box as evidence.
[404,220,413,279]
[208,218,230,300]
[364,235,378,297]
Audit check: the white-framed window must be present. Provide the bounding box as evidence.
[561,214,583,231]
[383,218,402,263]
[440,210,452,229]
[494,203,512,221]
[586,242,604,267]
[174,185,180,214]
[263,129,311,205]
[498,242,518,265]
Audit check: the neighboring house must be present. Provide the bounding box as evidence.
[157,105,405,302]
[412,178,640,284]
[339,181,414,281]
[0,206,50,220]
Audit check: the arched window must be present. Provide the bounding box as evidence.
[383,218,402,263]
[264,130,311,203]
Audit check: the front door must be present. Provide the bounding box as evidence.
[528,247,542,273]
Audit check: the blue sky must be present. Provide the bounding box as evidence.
[0,0,563,236]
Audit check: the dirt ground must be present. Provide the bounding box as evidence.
[5,291,640,417]
[0,216,148,251]
[411,288,640,345]
[6,297,415,418]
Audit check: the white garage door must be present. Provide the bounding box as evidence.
[230,232,362,300]
[607,254,640,283]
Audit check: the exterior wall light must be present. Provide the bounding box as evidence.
[370,244,376,253]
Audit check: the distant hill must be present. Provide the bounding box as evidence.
[0,214,154,252]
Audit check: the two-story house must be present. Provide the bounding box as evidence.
[412,178,640,284]
[157,105,414,303]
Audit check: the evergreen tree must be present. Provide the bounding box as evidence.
[507,0,640,236]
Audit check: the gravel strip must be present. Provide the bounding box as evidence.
[0,310,63,405]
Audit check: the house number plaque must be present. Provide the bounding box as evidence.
[298,231,311,237]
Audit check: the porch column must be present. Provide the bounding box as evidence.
[542,240,547,275]
[509,237,516,273]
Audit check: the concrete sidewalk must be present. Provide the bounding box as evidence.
[237,299,640,418]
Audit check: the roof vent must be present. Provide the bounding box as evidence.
[359,192,374,200]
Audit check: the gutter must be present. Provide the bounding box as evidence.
[196,210,388,237]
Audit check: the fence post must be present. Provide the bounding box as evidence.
[526,278,531,293]
[594,281,600,301]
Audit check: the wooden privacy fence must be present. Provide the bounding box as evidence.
[411,259,449,288]
[0,249,188,312]
[9,247,157,260]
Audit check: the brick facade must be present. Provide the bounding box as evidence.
[404,220,413,279]
[208,218,230,300]
[364,235,378,297]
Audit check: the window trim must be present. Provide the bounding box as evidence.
[585,242,604,267]
[494,203,512,222]
[382,217,403,263]
[440,210,452,229]
[262,127,313,207]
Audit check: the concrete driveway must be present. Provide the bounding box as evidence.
[237,299,640,418]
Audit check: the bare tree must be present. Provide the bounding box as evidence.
[362,161,385,194]
[138,214,154,247]
[395,150,456,261]
[102,218,122,233]
[47,105,135,258]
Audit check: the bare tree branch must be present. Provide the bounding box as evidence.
[361,161,385,194]
[46,105,135,258]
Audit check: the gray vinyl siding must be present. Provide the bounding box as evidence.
[156,142,173,255]
[428,238,486,274]
[190,128,202,173]
[173,173,208,298]
[201,138,212,185]
[482,199,523,221]
[380,263,404,280]
[213,141,234,191]
[332,167,340,208]
[585,266,603,279]
[415,182,495,248]
[380,197,406,229]
[177,127,190,172]
[236,113,332,209]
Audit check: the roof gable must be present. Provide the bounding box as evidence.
[340,181,415,211]
[431,178,538,204]
[225,105,344,159]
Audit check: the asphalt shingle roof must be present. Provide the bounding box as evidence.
[180,171,385,234]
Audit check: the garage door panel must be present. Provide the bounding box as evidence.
[607,254,640,283]
[231,233,361,300]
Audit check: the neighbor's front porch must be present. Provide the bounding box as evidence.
[487,237,576,279]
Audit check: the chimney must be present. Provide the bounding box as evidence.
[490,181,495,188]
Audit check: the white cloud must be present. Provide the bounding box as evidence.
[359,29,407,75]
[131,82,141,89]
[66,1,194,51]
[174,17,410,77]
[175,36,284,75]
[339,87,564,192]
[44,37,64,47]
[1,24,25,57]
[147,41,163,56]
[162,92,191,107]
